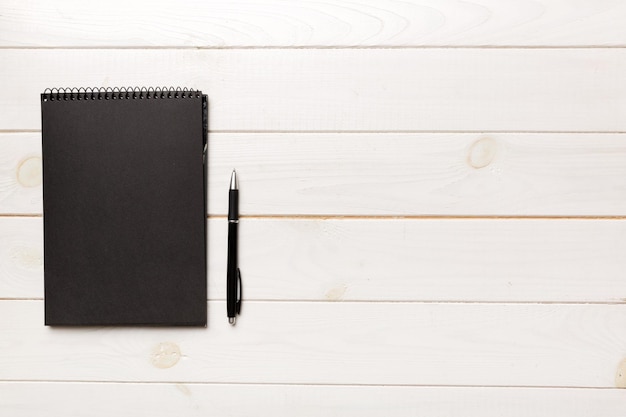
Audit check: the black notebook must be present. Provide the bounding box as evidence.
[41,88,208,326]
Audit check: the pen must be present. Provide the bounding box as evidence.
[227,169,242,325]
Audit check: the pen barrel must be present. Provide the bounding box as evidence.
[228,190,238,221]
[227,221,238,318]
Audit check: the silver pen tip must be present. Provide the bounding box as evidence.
[229,317,236,325]
[230,170,238,190]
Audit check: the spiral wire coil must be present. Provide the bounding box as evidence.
[42,87,201,101]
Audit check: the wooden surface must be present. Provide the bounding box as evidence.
[2,0,626,47]
[1,0,626,415]
[3,49,626,132]
[5,132,626,216]
[2,300,626,387]
[2,384,625,417]
[3,217,626,303]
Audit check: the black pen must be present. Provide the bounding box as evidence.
[227,170,242,325]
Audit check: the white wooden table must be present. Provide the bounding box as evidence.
[1,1,626,415]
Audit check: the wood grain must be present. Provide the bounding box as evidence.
[3,0,626,411]
[4,132,626,216]
[3,216,626,303]
[2,0,626,47]
[0,134,42,214]
[1,300,625,387]
[1,383,625,417]
[210,132,626,216]
[3,49,626,132]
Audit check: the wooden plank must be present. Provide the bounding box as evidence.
[0,217,42,298]
[5,132,626,216]
[1,300,625,387]
[3,49,626,132]
[0,134,42,214]
[2,0,626,47]
[1,383,625,417]
[210,132,626,216]
[3,216,626,303]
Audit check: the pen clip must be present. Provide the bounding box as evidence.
[236,268,242,314]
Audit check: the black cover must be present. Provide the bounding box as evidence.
[41,88,207,326]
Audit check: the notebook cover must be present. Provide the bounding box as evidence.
[41,89,207,326]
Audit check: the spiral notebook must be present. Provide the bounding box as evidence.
[41,88,208,326]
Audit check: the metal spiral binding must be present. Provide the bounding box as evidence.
[42,87,201,102]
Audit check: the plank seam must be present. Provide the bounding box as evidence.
[2,299,625,305]
[2,46,626,50]
[0,379,620,389]
[3,214,626,220]
[5,129,626,134]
